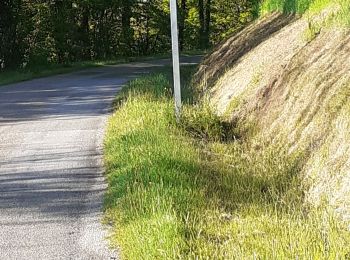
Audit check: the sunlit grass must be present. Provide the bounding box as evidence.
[104,69,350,259]
[260,0,313,14]
[260,0,350,27]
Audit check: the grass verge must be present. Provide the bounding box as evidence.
[0,51,205,87]
[104,68,350,259]
[0,61,108,86]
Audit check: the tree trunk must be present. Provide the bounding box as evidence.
[81,6,90,59]
[198,0,205,49]
[204,0,211,48]
[121,0,133,56]
[179,0,187,51]
[0,0,22,69]
[198,0,211,49]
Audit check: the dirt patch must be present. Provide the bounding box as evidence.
[193,13,297,92]
[251,29,350,220]
[210,15,308,115]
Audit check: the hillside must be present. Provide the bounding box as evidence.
[103,0,350,258]
[195,1,350,222]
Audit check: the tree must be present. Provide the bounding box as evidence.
[0,0,257,70]
[179,0,188,51]
[121,0,134,55]
[198,0,211,49]
[0,0,22,69]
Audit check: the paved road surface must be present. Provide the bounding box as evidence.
[0,57,201,260]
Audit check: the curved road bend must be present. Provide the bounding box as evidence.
[0,57,201,260]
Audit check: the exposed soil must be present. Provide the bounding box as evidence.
[196,9,350,222]
[194,13,297,92]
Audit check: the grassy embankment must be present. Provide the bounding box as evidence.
[261,0,350,24]
[104,66,350,259]
[104,1,350,258]
[261,0,350,41]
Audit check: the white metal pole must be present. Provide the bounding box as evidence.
[170,0,182,119]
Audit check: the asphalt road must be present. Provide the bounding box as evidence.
[0,57,201,260]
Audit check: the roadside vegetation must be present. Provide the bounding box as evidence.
[0,1,255,71]
[0,54,169,86]
[104,67,350,259]
[0,51,205,87]
[261,0,350,25]
[0,60,111,86]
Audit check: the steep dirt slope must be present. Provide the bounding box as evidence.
[195,10,350,221]
[194,13,297,90]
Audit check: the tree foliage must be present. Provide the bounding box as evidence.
[0,0,257,70]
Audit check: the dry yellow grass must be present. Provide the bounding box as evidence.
[195,8,350,224]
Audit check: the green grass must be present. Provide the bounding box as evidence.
[260,0,313,14]
[0,61,110,86]
[104,68,350,259]
[260,0,350,26]
[0,51,205,87]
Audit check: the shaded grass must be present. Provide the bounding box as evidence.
[0,61,110,86]
[0,57,155,87]
[104,69,350,259]
[0,51,205,87]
